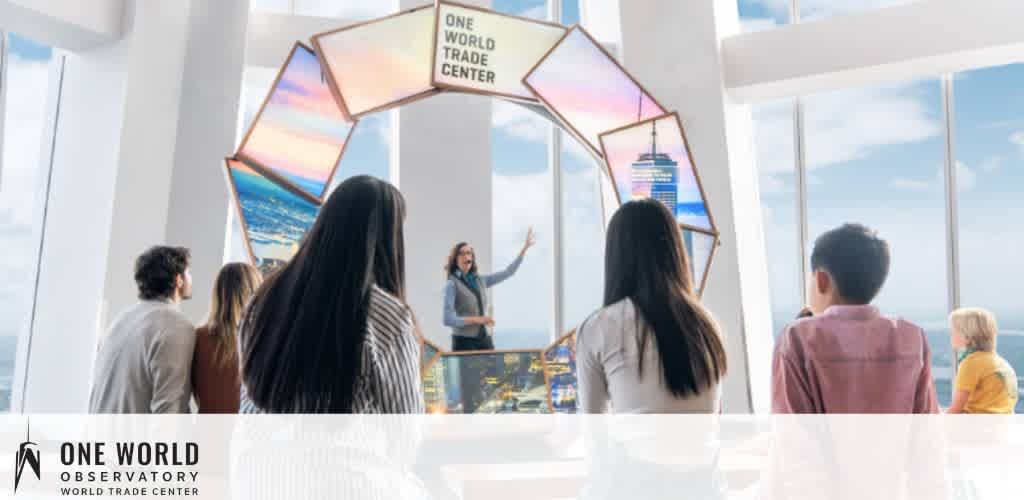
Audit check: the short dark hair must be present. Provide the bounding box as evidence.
[135,246,191,301]
[810,223,890,304]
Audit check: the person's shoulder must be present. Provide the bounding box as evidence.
[192,325,217,349]
[146,302,194,333]
[579,298,635,341]
[369,285,413,329]
[775,316,826,355]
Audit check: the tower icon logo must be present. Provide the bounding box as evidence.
[14,421,41,494]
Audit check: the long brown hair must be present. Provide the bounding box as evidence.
[240,175,407,413]
[445,242,477,278]
[603,199,727,397]
[202,262,262,368]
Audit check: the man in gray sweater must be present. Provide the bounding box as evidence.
[89,246,195,413]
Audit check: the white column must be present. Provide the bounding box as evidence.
[164,0,249,321]
[21,0,250,411]
[619,0,774,413]
[395,0,492,349]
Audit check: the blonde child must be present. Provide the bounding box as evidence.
[947,308,1018,414]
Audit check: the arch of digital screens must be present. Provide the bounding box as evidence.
[224,1,720,414]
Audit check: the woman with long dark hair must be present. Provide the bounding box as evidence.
[577,199,727,413]
[238,175,423,413]
[193,262,262,413]
[442,229,535,351]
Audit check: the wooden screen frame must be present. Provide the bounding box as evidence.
[597,111,719,236]
[312,4,441,120]
[235,42,357,204]
[687,229,720,297]
[522,24,668,160]
[430,0,567,102]
[223,158,320,271]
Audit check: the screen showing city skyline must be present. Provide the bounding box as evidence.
[545,331,577,413]
[423,350,550,414]
[225,159,319,275]
[524,26,665,157]
[237,43,353,201]
[600,112,714,233]
[313,5,437,118]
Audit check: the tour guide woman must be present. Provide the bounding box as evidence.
[443,228,535,351]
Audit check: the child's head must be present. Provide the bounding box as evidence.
[949,307,998,352]
[808,223,890,314]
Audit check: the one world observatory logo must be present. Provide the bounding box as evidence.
[14,422,41,494]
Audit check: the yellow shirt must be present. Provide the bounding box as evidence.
[955,351,1018,414]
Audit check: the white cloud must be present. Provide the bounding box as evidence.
[886,161,977,193]
[1010,131,1024,157]
[759,173,789,195]
[802,83,942,169]
[980,156,1002,173]
[751,99,795,176]
[888,178,931,192]
[517,5,547,21]
[491,100,549,143]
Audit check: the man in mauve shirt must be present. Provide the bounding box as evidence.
[772,223,939,414]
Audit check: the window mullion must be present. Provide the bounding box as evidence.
[941,74,961,312]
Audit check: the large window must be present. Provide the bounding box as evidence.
[751,99,800,336]
[953,64,1024,412]
[0,33,57,412]
[491,100,556,348]
[803,79,951,400]
[755,71,1024,411]
[560,135,604,332]
[490,0,557,348]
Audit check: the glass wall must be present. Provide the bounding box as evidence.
[560,136,604,332]
[490,0,557,348]
[754,70,1024,411]
[751,99,800,336]
[0,33,57,412]
[490,99,556,348]
[953,64,1024,412]
[803,79,951,399]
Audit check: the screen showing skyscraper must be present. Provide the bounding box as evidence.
[600,112,714,234]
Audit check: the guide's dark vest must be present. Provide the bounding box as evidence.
[450,275,492,338]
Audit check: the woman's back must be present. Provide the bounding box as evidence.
[193,326,241,413]
[577,297,720,414]
[240,285,424,414]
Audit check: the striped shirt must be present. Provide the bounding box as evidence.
[240,285,425,414]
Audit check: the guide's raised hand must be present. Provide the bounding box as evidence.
[519,227,536,257]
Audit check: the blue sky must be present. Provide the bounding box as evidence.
[7,33,52,61]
